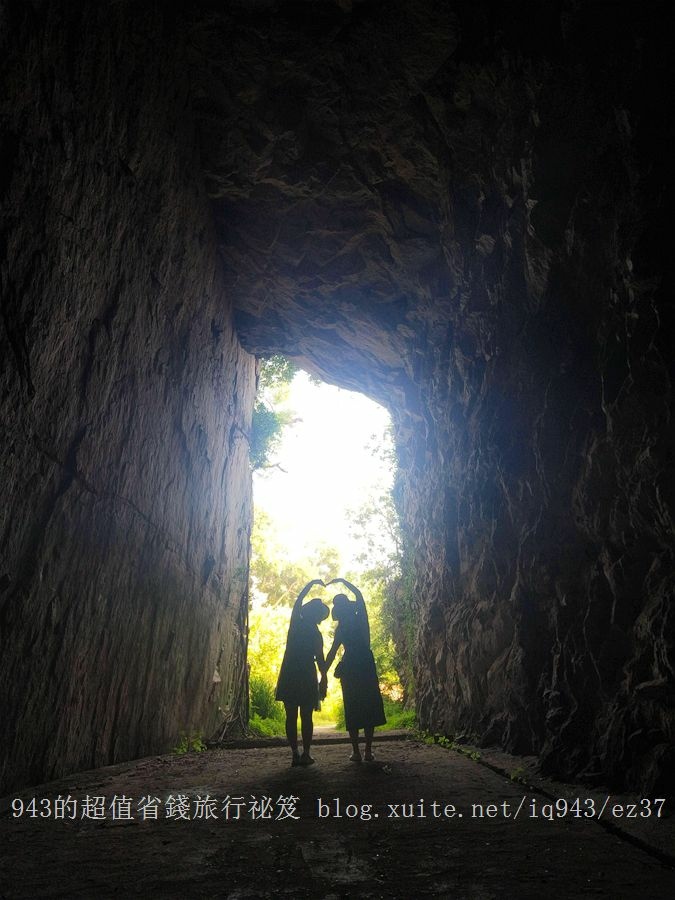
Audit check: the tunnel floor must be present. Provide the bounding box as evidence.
[2,733,673,898]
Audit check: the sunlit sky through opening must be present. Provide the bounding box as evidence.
[252,370,395,592]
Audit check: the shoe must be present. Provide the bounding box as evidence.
[291,752,301,767]
[300,752,315,766]
[349,752,362,763]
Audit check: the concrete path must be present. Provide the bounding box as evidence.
[1,734,673,898]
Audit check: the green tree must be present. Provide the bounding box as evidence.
[344,425,414,703]
[249,355,298,470]
[248,514,346,728]
[250,510,341,607]
[258,355,298,390]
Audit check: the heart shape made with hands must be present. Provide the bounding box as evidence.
[308,577,346,588]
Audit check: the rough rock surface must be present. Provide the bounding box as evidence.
[1,0,672,796]
[0,4,255,794]
[192,0,674,791]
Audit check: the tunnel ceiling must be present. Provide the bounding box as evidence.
[188,0,667,407]
[188,0,498,406]
[188,0,668,403]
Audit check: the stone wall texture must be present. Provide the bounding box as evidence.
[1,0,672,795]
[0,2,255,794]
[195,0,673,792]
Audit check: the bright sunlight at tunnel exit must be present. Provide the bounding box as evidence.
[252,368,397,575]
[248,363,408,731]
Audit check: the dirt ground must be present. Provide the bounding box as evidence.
[1,732,673,898]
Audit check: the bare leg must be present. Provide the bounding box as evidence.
[364,726,375,760]
[284,704,300,764]
[300,705,315,764]
[349,728,361,761]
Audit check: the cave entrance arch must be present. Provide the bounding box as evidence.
[246,366,404,733]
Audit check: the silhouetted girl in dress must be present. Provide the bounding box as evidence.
[275,579,329,766]
[325,577,386,761]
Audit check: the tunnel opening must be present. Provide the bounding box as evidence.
[246,358,410,738]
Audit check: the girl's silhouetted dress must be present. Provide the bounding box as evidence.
[276,579,329,766]
[325,577,386,761]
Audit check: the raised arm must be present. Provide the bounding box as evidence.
[290,578,324,622]
[328,578,370,642]
[329,577,364,605]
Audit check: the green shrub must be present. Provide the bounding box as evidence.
[333,702,346,730]
[329,698,414,732]
[378,698,415,731]
[250,403,288,470]
[249,713,286,738]
[172,731,207,754]
[380,707,416,731]
[314,693,344,728]
[415,729,481,761]
[249,674,284,722]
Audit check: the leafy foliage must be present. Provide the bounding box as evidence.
[332,697,414,731]
[250,510,340,607]
[248,673,286,738]
[379,550,417,703]
[342,426,416,703]
[249,355,297,470]
[249,404,284,470]
[248,601,289,684]
[417,730,482,761]
[258,355,298,390]
[380,705,416,731]
[249,713,286,738]
[249,674,282,720]
[172,731,207,754]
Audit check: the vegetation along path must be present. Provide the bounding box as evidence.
[2,733,673,898]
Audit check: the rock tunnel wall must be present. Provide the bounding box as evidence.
[0,3,255,794]
[0,0,672,796]
[196,1,673,792]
